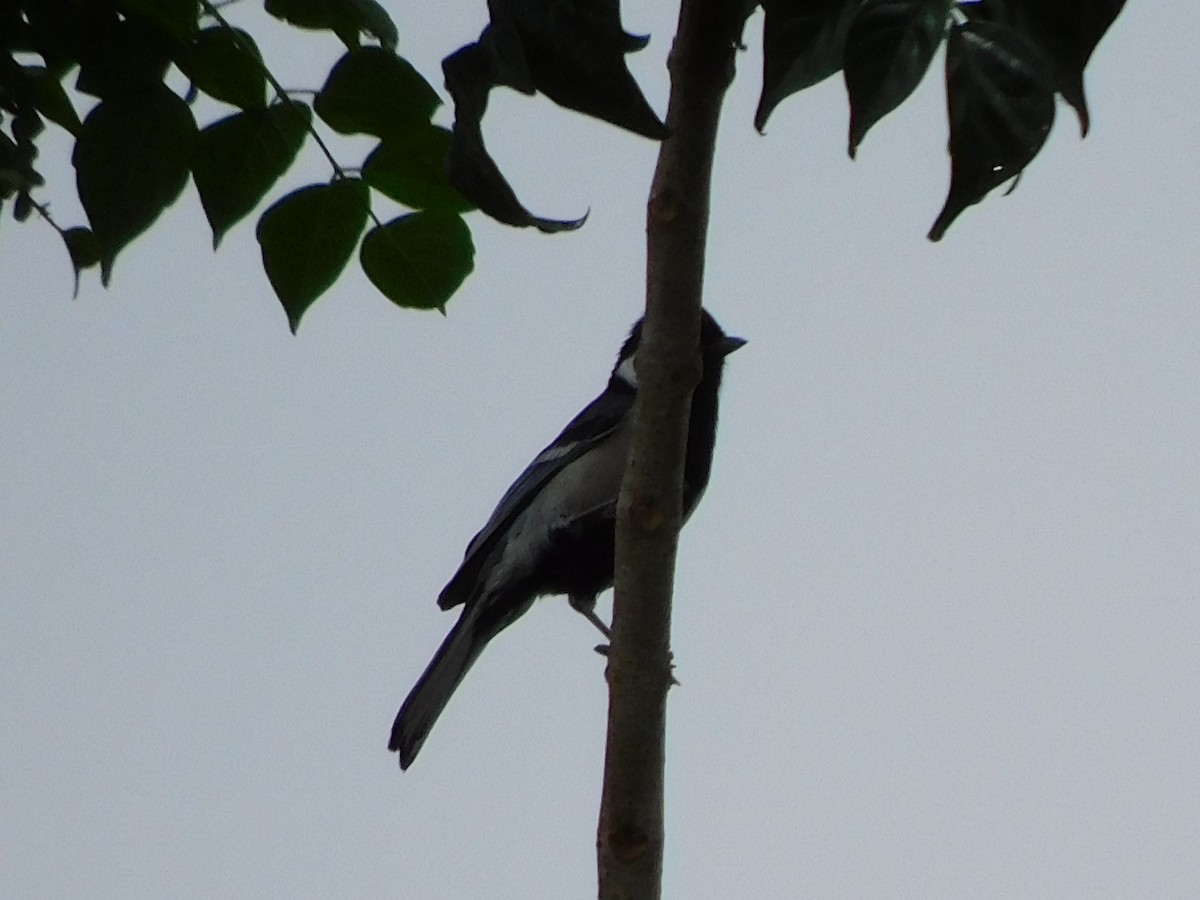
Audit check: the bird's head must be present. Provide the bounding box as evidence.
[611,309,745,390]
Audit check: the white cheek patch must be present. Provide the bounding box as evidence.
[614,355,638,389]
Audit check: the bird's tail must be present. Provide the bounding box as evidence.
[389,604,489,769]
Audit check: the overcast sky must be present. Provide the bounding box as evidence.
[4,2,1199,898]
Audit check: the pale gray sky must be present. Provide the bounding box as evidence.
[4,3,1199,898]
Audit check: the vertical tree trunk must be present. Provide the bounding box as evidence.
[597,3,751,898]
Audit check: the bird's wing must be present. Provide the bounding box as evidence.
[437,386,635,610]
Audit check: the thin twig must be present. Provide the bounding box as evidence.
[196,0,349,182]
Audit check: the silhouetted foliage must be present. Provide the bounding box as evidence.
[1,0,473,325]
[2,0,1126,313]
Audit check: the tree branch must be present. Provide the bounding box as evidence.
[597,2,750,898]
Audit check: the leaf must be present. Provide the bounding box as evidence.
[264,0,398,51]
[177,26,267,110]
[20,66,82,135]
[62,226,101,298]
[0,135,22,199]
[928,20,1056,241]
[756,0,855,132]
[12,106,45,144]
[441,43,587,232]
[359,212,474,311]
[345,0,398,51]
[256,179,369,332]
[20,2,111,77]
[484,0,668,139]
[119,0,199,39]
[194,101,311,247]
[13,191,34,222]
[263,0,333,29]
[965,0,1126,136]
[74,13,176,99]
[435,2,661,229]
[314,47,440,138]
[73,83,197,282]
[844,0,949,157]
[362,126,474,213]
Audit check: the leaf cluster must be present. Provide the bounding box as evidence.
[758,0,1125,237]
[3,0,1129,326]
[1,0,475,327]
[434,0,1124,241]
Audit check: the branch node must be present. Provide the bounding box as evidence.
[608,827,652,863]
[632,498,666,532]
[648,186,682,224]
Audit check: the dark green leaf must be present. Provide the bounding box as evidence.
[483,0,667,139]
[359,212,474,312]
[177,26,267,110]
[12,107,45,145]
[264,0,398,50]
[0,134,22,199]
[441,44,587,232]
[20,66,82,135]
[14,191,34,222]
[362,127,473,213]
[929,21,1056,241]
[73,83,197,282]
[844,0,949,157]
[20,3,114,76]
[63,225,101,268]
[315,47,440,138]
[75,13,176,99]
[256,179,369,332]
[756,0,855,132]
[346,0,398,51]
[264,0,343,29]
[194,101,311,247]
[0,127,37,178]
[965,0,1126,135]
[62,226,101,298]
[119,0,199,39]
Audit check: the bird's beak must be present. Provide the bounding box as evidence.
[719,336,747,357]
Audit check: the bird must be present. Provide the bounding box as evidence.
[389,309,744,769]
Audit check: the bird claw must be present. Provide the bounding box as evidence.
[592,643,679,685]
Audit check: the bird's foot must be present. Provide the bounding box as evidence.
[591,644,679,686]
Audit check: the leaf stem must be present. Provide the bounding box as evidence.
[28,195,66,237]
[196,0,349,182]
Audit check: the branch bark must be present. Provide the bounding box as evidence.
[597,3,750,898]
